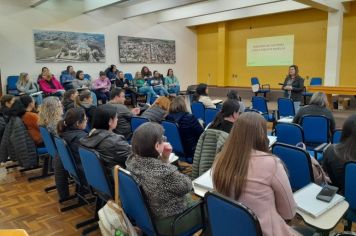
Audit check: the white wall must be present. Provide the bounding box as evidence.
[0,0,197,93]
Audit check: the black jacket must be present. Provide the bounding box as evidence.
[62,99,75,113]
[166,112,204,157]
[282,76,304,102]
[60,128,88,164]
[79,129,131,173]
[322,145,346,193]
[0,116,38,168]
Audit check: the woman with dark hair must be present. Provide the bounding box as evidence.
[281,65,304,112]
[149,71,169,96]
[165,69,180,95]
[20,95,42,146]
[212,112,298,236]
[192,83,215,108]
[60,65,76,90]
[80,104,131,176]
[126,122,202,235]
[106,64,118,81]
[72,70,92,90]
[75,90,96,127]
[141,66,152,79]
[92,71,111,104]
[166,96,203,157]
[62,89,78,113]
[209,99,240,133]
[226,90,245,113]
[115,71,138,107]
[323,114,356,193]
[133,71,158,105]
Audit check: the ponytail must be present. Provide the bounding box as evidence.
[56,107,86,135]
[209,112,225,129]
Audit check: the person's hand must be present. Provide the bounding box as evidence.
[124,84,128,88]
[131,107,140,115]
[161,142,172,163]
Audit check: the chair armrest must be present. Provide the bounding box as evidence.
[314,143,329,153]
[262,84,270,90]
[171,199,204,236]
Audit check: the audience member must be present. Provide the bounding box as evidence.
[92,71,111,104]
[149,71,169,96]
[105,64,118,81]
[126,122,202,235]
[0,95,15,141]
[80,104,132,177]
[226,90,245,113]
[108,88,140,140]
[323,114,356,193]
[38,96,63,135]
[115,71,138,107]
[212,112,298,236]
[19,95,42,146]
[60,65,76,90]
[16,72,43,105]
[62,89,78,113]
[192,83,215,108]
[209,99,240,133]
[166,96,203,157]
[38,71,64,97]
[72,70,91,90]
[141,66,152,79]
[165,69,180,95]
[75,90,96,127]
[141,96,171,123]
[293,92,335,133]
[133,71,158,104]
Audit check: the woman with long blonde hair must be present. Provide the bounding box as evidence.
[212,112,299,236]
[38,96,63,134]
[17,72,43,105]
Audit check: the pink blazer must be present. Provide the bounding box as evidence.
[235,151,300,236]
[38,76,64,94]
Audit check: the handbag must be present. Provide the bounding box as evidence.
[296,142,331,185]
[98,165,139,236]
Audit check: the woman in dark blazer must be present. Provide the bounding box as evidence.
[282,65,304,112]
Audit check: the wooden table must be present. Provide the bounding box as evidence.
[307,86,356,109]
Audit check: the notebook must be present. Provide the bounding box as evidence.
[294,183,345,218]
[211,99,222,105]
[268,135,277,147]
[30,91,43,96]
[193,169,213,191]
[169,153,178,163]
[277,116,294,123]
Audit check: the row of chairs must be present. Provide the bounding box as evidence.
[191,102,219,125]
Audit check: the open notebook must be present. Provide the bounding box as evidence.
[294,183,345,218]
[211,99,222,105]
[193,169,213,192]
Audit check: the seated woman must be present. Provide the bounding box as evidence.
[72,70,92,90]
[92,71,111,104]
[115,71,138,107]
[149,71,169,96]
[105,64,118,82]
[166,96,203,157]
[226,90,245,113]
[17,72,43,105]
[75,90,96,127]
[293,92,335,133]
[165,69,180,95]
[133,71,157,105]
[141,96,171,123]
[192,83,215,108]
[0,95,15,142]
[38,71,64,98]
[323,114,356,194]
[126,122,202,235]
[60,65,76,90]
[39,97,69,201]
[80,104,132,176]
[141,66,152,79]
[62,89,78,113]
[19,95,42,146]
[192,99,240,178]
[37,67,51,82]
[57,107,88,172]
[212,112,299,236]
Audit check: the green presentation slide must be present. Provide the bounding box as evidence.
[247,35,294,66]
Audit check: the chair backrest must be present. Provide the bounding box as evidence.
[275,123,304,146]
[131,117,149,133]
[53,136,80,184]
[39,126,57,158]
[251,77,260,86]
[83,74,91,80]
[124,73,133,81]
[205,192,262,236]
[345,162,356,210]
[332,129,342,144]
[251,96,268,114]
[161,121,185,156]
[78,147,112,198]
[310,77,322,86]
[272,143,314,191]
[300,115,330,145]
[191,102,205,121]
[7,75,20,95]
[277,98,295,118]
[205,108,219,125]
[118,169,156,234]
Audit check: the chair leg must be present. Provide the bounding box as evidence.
[81,224,99,236]
[344,220,352,231]
[27,155,54,182]
[76,197,102,229]
[44,185,57,193]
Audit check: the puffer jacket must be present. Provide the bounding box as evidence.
[79,129,131,174]
[0,117,38,168]
[191,129,229,179]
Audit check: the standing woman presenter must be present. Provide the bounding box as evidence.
[282,65,304,112]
